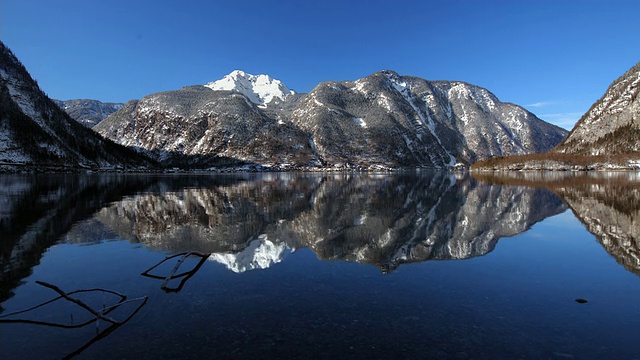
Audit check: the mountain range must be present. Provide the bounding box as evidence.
[93,69,567,170]
[0,40,579,171]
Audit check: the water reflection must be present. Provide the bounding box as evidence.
[4,173,568,279]
[2,172,640,359]
[474,171,640,275]
[0,174,155,305]
[0,172,572,304]
[73,173,567,273]
[0,174,253,305]
[0,280,147,359]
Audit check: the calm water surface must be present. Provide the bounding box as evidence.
[1,172,639,359]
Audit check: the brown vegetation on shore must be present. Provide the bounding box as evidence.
[470,152,640,171]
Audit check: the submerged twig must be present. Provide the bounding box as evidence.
[63,295,148,360]
[141,251,210,292]
[0,285,128,328]
[0,280,148,359]
[35,281,119,324]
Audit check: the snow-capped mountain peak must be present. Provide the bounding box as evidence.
[205,70,294,106]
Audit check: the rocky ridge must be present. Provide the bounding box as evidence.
[54,99,124,128]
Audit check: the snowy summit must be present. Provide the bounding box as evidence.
[205,70,294,106]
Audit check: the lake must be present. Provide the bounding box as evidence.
[1,172,639,359]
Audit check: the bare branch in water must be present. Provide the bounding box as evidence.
[141,251,210,292]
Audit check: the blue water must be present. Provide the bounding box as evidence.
[1,173,639,359]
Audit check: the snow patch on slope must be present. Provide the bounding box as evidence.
[353,117,367,128]
[205,70,294,106]
[0,69,39,120]
[384,72,455,166]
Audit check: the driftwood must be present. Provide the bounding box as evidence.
[37,281,119,324]
[62,296,148,360]
[141,251,210,292]
[0,282,134,328]
[0,280,148,359]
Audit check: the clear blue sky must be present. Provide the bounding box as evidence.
[2,0,639,130]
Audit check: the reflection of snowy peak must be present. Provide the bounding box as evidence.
[205,70,294,106]
[208,235,289,273]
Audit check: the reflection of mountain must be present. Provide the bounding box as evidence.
[0,174,259,305]
[557,181,640,276]
[284,173,565,272]
[474,172,640,276]
[209,235,290,273]
[1,171,571,308]
[0,175,157,305]
[91,173,566,273]
[92,174,321,253]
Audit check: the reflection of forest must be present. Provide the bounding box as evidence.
[474,171,640,276]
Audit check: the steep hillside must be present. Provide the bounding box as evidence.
[473,61,640,171]
[554,61,640,155]
[0,41,155,171]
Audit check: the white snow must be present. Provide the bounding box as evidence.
[0,69,39,120]
[0,128,31,163]
[377,94,394,112]
[205,70,294,106]
[208,234,289,273]
[384,73,455,166]
[354,79,367,93]
[353,117,367,128]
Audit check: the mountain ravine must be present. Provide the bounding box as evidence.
[95,70,567,170]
